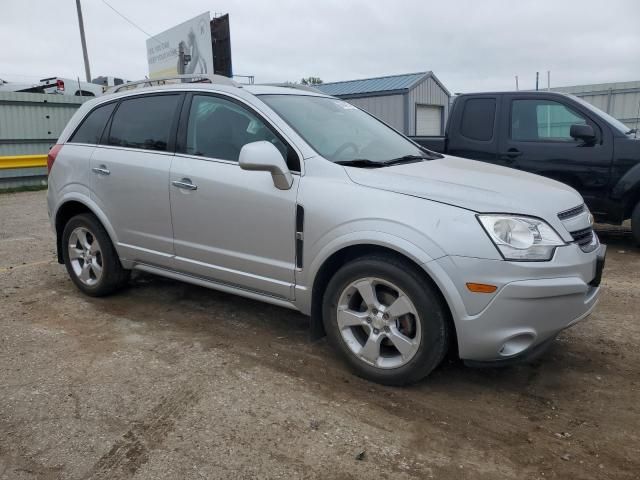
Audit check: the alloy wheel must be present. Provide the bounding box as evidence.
[67,226,103,286]
[336,277,421,369]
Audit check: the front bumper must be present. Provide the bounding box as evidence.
[435,243,606,362]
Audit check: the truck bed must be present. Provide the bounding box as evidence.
[410,136,446,153]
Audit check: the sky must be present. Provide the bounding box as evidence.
[1,0,639,93]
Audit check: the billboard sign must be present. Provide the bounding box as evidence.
[211,14,233,78]
[146,12,214,79]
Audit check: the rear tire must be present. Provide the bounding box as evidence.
[632,202,640,246]
[61,213,130,296]
[322,255,449,386]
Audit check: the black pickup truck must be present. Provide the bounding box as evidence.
[411,91,640,244]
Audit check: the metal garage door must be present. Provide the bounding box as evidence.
[415,105,442,136]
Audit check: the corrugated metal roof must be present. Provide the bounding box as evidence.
[316,72,431,97]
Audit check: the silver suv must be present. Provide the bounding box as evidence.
[47,76,606,385]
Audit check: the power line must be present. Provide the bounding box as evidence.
[99,0,157,41]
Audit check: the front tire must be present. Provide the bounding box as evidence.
[322,255,450,385]
[61,213,130,296]
[632,201,640,246]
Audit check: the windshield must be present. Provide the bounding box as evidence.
[569,94,633,134]
[259,94,428,163]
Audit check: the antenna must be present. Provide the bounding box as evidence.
[536,71,539,91]
[515,75,519,91]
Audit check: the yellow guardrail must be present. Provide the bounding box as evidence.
[0,154,48,169]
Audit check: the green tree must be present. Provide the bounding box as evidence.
[301,77,323,86]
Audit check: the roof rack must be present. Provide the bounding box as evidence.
[107,74,239,94]
[260,83,321,93]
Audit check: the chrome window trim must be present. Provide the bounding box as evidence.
[173,152,301,175]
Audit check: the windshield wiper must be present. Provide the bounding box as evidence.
[334,159,384,168]
[626,128,637,135]
[381,154,431,166]
[335,154,436,169]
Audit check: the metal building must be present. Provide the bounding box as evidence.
[551,80,640,131]
[315,72,451,136]
[0,92,89,189]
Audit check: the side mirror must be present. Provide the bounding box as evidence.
[239,141,293,190]
[570,124,596,143]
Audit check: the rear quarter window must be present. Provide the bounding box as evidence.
[460,98,496,141]
[68,102,116,144]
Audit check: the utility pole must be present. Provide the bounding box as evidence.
[75,0,91,83]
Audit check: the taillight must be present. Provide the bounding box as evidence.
[47,144,63,173]
[56,79,65,92]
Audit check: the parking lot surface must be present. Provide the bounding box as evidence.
[1,190,639,479]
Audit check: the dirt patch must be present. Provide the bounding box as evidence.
[0,190,638,479]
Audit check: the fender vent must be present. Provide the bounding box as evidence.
[295,205,304,269]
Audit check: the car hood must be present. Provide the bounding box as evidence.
[344,156,584,234]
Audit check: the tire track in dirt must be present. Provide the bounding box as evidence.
[83,385,199,480]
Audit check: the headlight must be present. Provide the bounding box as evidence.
[477,214,565,261]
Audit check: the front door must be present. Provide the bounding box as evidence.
[169,93,299,299]
[499,95,613,214]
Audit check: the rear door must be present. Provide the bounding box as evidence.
[90,93,183,267]
[169,93,300,299]
[446,96,500,162]
[499,95,613,212]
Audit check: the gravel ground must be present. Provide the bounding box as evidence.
[0,190,638,480]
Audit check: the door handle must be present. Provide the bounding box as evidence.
[499,148,522,164]
[503,148,522,159]
[91,165,110,175]
[171,178,198,191]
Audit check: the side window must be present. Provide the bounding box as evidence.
[108,95,180,151]
[460,98,496,141]
[185,95,298,169]
[511,99,588,142]
[69,102,116,144]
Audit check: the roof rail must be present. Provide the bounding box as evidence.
[260,83,321,93]
[107,74,239,94]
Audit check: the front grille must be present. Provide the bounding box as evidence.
[558,204,586,221]
[570,226,594,247]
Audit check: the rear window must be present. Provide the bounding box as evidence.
[108,95,180,152]
[69,102,116,144]
[460,98,496,141]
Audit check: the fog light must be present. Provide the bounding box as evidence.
[498,333,536,357]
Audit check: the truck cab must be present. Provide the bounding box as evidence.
[413,92,640,242]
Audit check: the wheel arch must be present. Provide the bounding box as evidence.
[54,196,118,264]
[611,163,640,220]
[623,184,640,220]
[308,243,458,356]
